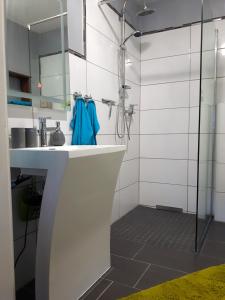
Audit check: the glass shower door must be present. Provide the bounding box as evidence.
[195,0,217,251]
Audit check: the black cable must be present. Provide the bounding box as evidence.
[14,206,30,268]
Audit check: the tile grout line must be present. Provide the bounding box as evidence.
[131,242,148,260]
[95,280,114,300]
[133,264,151,289]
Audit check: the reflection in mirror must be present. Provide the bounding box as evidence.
[6,0,70,111]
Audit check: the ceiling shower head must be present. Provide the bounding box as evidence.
[121,30,142,46]
[137,2,155,17]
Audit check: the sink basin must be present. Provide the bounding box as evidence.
[10,145,126,300]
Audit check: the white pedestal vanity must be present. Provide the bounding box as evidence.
[10,145,126,300]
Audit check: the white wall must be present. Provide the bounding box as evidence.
[140,26,199,213]
[67,0,141,222]
[0,0,15,298]
[140,19,225,222]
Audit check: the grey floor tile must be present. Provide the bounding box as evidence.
[98,282,138,300]
[206,222,225,243]
[80,279,113,300]
[201,240,225,260]
[112,206,195,250]
[111,238,143,259]
[135,244,224,273]
[105,255,149,287]
[135,264,185,290]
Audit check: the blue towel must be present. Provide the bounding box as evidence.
[70,97,93,145]
[87,100,100,145]
[8,99,32,106]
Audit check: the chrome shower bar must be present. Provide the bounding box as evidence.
[98,0,116,6]
[27,12,68,30]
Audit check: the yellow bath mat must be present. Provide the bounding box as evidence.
[120,264,225,300]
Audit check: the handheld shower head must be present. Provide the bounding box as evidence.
[121,30,142,47]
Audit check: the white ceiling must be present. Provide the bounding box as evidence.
[6,0,67,27]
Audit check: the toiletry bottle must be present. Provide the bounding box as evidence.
[51,121,65,146]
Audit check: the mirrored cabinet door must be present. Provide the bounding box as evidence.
[6,0,70,111]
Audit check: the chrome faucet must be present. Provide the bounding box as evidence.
[39,117,55,147]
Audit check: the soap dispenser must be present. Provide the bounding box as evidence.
[51,121,65,146]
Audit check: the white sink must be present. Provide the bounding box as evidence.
[10,145,126,300]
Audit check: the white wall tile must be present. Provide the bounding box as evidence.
[213,192,225,222]
[141,108,189,134]
[125,55,141,85]
[217,78,225,103]
[215,133,225,163]
[86,25,119,75]
[215,19,225,50]
[65,134,72,145]
[215,162,225,193]
[191,23,216,53]
[141,27,190,60]
[87,62,119,103]
[191,52,200,80]
[86,0,120,45]
[189,134,198,160]
[202,50,216,79]
[126,35,141,61]
[97,134,116,146]
[123,135,139,161]
[191,24,201,53]
[188,160,197,187]
[139,182,155,207]
[69,54,87,95]
[120,159,139,189]
[190,80,200,107]
[140,158,187,186]
[140,134,188,159]
[140,182,187,210]
[141,54,190,85]
[216,50,225,78]
[95,101,117,135]
[202,78,215,105]
[189,106,199,134]
[198,133,214,162]
[191,51,216,81]
[188,186,197,213]
[197,188,208,219]
[120,183,139,217]
[216,103,225,134]
[141,81,189,110]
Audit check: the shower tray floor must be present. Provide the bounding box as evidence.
[17,206,225,300]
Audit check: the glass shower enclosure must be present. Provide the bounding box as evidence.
[195,0,218,251]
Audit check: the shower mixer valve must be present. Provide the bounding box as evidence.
[126,104,137,116]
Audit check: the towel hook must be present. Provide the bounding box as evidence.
[84,94,92,102]
[73,92,82,100]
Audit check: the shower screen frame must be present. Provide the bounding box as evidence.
[195,0,218,252]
